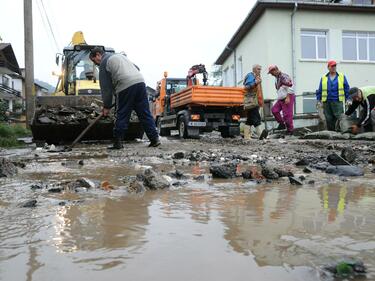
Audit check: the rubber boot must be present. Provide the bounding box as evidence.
[148,138,161,147]
[107,138,123,150]
[256,125,268,140]
[244,125,251,140]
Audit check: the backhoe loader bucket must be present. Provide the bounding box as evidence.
[30,95,144,145]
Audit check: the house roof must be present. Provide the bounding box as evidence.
[215,0,375,65]
[0,43,21,75]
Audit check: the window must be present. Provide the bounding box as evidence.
[352,0,373,4]
[301,30,328,60]
[342,31,375,62]
[229,64,235,86]
[236,56,243,84]
[303,93,318,113]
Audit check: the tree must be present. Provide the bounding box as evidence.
[209,64,223,86]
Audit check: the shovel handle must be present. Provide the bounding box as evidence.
[70,112,104,149]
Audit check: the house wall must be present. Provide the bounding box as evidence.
[220,7,375,114]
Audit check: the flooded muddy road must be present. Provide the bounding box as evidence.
[1,135,375,281]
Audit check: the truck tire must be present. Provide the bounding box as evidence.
[157,118,171,136]
[178,116,188,139]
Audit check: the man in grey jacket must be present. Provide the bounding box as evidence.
[89,47,160,149]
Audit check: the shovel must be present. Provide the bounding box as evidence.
[64,103,115,151]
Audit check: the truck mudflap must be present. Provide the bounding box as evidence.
[31,95,144,144]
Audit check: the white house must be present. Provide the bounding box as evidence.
[215,0,375,116]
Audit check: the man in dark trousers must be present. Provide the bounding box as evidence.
[89,47,160,149]
[316,60,350,131]
[345,86,375,134]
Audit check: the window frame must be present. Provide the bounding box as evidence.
[342,31,375,62]
[300,29,328,60]
[236,56,243,85]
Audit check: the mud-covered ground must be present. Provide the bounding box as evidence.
[1,133,375,281]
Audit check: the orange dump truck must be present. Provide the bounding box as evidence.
[151,73,245,138]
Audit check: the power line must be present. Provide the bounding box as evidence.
[36,0,56,53]
[39,0,60,51]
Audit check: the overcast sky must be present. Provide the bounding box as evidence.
[1,0,256,88]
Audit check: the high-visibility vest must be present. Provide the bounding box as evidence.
[360,86,375,100]
[321,72,345,102]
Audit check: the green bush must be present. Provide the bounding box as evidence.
[0,123,31,147]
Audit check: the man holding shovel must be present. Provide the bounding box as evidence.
[90,47,160,149]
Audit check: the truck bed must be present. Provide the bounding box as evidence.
[170,86,244,109]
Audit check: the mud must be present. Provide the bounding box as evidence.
[1,134,375,281]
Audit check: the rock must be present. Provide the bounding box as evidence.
[299,175,306,181]
[143,168,170,190]
[242,171,252,179]
[311,162,328,171]
[295,158,310,166]
[289,176,303,185]
[371,168,375,174]
[12,161,26,168]
[209,163,237,179]
[126,179,145,194]
[327,154,349,166]
[31,184,43,190]
[194,175,205,181]
[38,116,55,124]
[368,156,375,164]
[172,152,185,159]
[326,165,364,177]
[48,187,63,193]
[261,166,279,180]
[0,158,18,177]
[303,166,313,173]
[58,201,66,206]
[302,130,348,140]
[274,167,294,177]
[20,200,37,208]
[75,178,95,188]
[78,160,84,166]
[307,180,315,184]
[341,147,356,163]
[168,169,187,179]
[352,132,375,140]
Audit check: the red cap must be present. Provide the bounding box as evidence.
[327,60,337,67]
[267,64,278,74]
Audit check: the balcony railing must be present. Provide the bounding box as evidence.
[0,83,21,98]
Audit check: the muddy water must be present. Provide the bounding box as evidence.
[1,146,375,281]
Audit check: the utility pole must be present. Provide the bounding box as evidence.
[24,0,35,127]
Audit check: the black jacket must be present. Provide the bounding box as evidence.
[345,94,375,126]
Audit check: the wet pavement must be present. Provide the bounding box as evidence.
[0,135,375,281]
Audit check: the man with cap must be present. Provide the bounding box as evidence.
[268,65,295,135]
[345,86,375,134]
[89,47,160,149]
[316,60,350,131]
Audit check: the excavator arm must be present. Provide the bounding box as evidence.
[187,64,208,86]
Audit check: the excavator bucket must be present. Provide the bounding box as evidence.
[30,95,144,145]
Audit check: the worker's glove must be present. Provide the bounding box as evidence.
[316,101,323,108]
[345,100,352,107]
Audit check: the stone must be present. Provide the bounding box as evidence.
[168,169,187,179]
[289,176,303,185]
[126,179,145,194]
[261,166,279,180]
[194,175,205,181]
[302,130,347,140]
[38,116,55,124]
[0,158,18,177]
[48,187,63,193]
[143,168,170,190]
[75,178,95,188]
[172,152,185,159]
[326,165,364,177]
[20,200,37,208]
[299,175,306,181]
[78,160,84,165]
[352,132,375,141]
[311,162,328,171]
[242,171,252,179]
[327,154,349,166]
[368,156,375,164]
[274,167,294,177]
[371,168,375,174]
[12,161,26,168]
[31,184,43,190]
[303,167,313,173]
[209,163,237,179]
[307,180,315,184]
[295,158,310,166]
[341,147,356,163]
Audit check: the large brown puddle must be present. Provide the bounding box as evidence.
[1,146,375,281]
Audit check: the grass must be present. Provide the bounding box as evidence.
[0,123,31,148]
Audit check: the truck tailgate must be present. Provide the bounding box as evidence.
[170,86,245,109]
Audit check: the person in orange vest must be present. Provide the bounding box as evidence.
[316,60,350,131]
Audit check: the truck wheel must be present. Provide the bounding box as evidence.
[220,127,231,138]
[178,116,188,139]
[157,118,170,136]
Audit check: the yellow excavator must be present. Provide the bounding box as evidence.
[31,32,143,144]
